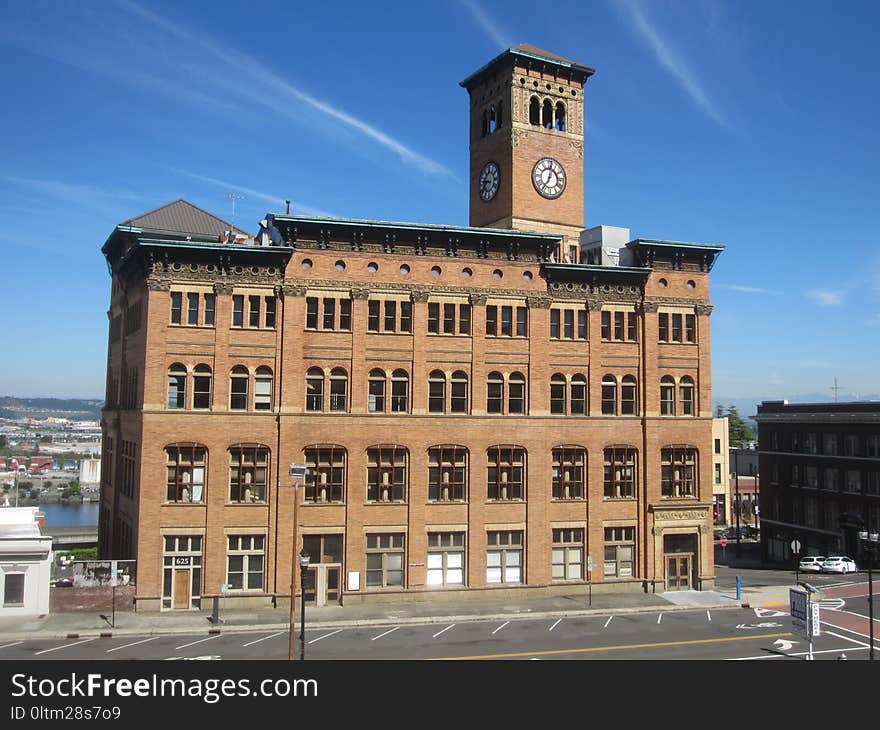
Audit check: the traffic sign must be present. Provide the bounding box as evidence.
[791,539,802,554]
[790,589,809,640]
[720,535,728,547]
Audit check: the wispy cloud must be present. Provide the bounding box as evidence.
[459,0,513,50]
[0,173,146,211]
[615,0,727,129]
[168,168,335,218]
[807,289,844,306]
[716,283,781,295]
[119,0,453,178]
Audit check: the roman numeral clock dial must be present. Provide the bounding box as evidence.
[532,157,566,199]
[479,161,500,202]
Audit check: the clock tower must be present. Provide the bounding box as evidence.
[460,44,594,262]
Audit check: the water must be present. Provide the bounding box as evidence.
[39,502,100,527]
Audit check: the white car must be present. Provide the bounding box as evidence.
[798,556,826,573]
[821,556,857,574]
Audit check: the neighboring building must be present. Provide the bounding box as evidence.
[28,456,53,475]
[756,400,880,563]
[100,45,724,611]
[0,507,52,616]
[712,417,730,525]
[79,459,101,486]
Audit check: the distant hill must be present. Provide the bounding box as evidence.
[0,397,104,421]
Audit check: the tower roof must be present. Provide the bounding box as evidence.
[119,198,246,238]
[460,44,595,90]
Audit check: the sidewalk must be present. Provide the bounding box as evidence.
[0,580,802,642]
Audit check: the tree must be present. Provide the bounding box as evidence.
[0,435,6,448]
[726,405,756,447]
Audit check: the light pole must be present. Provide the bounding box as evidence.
[287,464,306,660]
[733,449,741,557]
[299,550,310,660]
[858,528,879,661]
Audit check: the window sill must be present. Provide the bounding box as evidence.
[226,501,268,506]
[304,328,352,333]
[365,501,408,506]
[660,495,698,500]
[302,501,345,506]
[231,327,277,332]
[427,332,472,337]
[163,502,206,506]
[551,498,586,503]
[485,499,526,504]
[427,500,468,505]
[603,496,636,501]
[169,324,215,330]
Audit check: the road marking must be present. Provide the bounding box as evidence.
[309,629,342,644]
[549,619,561,632]
[106,636,159,653]
[657,614,663,625]
[243,631,285,647]
[492,621,510,635]
[824,629,870,648]
[754,607,787,618]
[817,598,845,610]
[731,645,868,660]
[773,638,797,651]
[0,641,23,650]
[604,616,614,628]
[174,635,220,650]
[433,624,455,638]
[431,632,792,661]
[371,626,400,641]
[707,611,712,622]
[35,638,95,656]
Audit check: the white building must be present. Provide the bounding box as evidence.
[78,458,101,485]
[0,507,52,616]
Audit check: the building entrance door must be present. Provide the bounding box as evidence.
[173,569,191,609]
[301,534,344,606]
[665,554,692,591]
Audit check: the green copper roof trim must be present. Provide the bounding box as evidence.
[460,47,595,88]
[629,238,726,252]
[543,263,649,275]
[138,239,292,253]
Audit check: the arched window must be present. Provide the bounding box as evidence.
[497,100,504,129]
[450,371,469,413]
[230,365,249,410]
[680,376,695,416]
[552,446,586,500]
[660,376,676,416]
[304,445,346,503]
[229,444,269,503]
[601,375,617,415]
[390,369,409,413]
[369,369,386,413]
[429,370,446,414]
[604,446,637,499]
[329,367,348,412]
[487,371,504,414]
[487,446,526,500]
[489,104,497,134]
[555,101,566,131]
[192,364,212,409]
[254,366,273,410]
[570,374,587,415]
[367,445,407,502]
[481,109,488,137]
[306,367,324,411]
[508,372,526,414]
[165,444,206,502]
[621,375,638,415]
[550,374,566,415]
[529,96,541,125]
[661,446,697,498]
[542,98,553,129]
[428,445,467,501]
[167,363,187,409]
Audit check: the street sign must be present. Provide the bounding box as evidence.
[790,539,802,554]
[587,556,594,572]
[289,464,307,480]
[811,602,821,637]
[790,589,809,640]
[720,535,728,547]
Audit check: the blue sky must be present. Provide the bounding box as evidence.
[1,0,878,402]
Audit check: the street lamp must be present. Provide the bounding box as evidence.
[299,550,311,660]
[288,464,306,661]
[733,449,741,557]
[858,528,879,661]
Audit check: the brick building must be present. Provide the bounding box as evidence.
[100,45,724,611]
[755,400,880,564]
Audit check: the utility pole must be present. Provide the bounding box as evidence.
[830,377,842,402]
[227,193,244,233]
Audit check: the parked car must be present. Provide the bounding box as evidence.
[821,556,857,574]
[53,577,74,588]
[798,556,826,573]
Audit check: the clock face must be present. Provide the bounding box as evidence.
[532,157,566,199]
[479,161,500,202]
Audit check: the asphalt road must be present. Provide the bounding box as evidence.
[2,585,875,661]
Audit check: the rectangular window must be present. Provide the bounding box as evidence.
[428,447,467,501]
[604,447,636,499]
[204,294,216,326]
[715,463,722,484]
[232,295,244,327]
[552,447,586,499]
[658,313,669,342]
[603,310,637,342]
[427,533,465,586]
[365,533,405,588]
[868,435,880,457]
[823,467,839,491]
[671,313,682,342]
[604,526,635,578]
[384,300,397,333]
[166,446,206,503]
[339,299,351,331]
[661,448,697,497]
[844,470,861,493]
[844,434,859,457]
[578,310,586,340]
[304,447,345,503]
[627,312,637,342]
[459,304,471,335]
[822,433,838,455]
[601,310,611,340]
[187,293,199,325]
[248,296,261,328]
[685,314,696,343]
[400,301,412,333]
[614,311,624,341]
[501,306,513,336]
[302,534,343,564]
[487,447,525,500]
[486,531,523,584]
[306,297,319,329]
[714,438,721,454]
[552,528,584,581]
[443,303,456,334]
[486,305,498,335]
[428,303,440,334]
[322,298,336,330]
[516,307,527,337]
[170,291,183,325]
[226,535,265,591]
[806,465,819,488]
[3,573,24,606]
[550,309,560,339]
[368,300,380,331]
[229,446,269,503]
[367,447,407,502]
[264,296,276,329]
[563,309,574,339]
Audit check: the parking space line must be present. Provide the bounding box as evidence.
[107,636,158,653]
[549,619,561,632]
[604,616,614,628]
[174,635,220,650]
[657,614,663,625]
[0,641,23,650]
[371,626,400,641]
[824,629,870,648]
[35,638,95,656]
[243,631,285,648]
[492,621,509,635]
[432,624,455,639]
[309,629,342,645]
[707,611,712,622]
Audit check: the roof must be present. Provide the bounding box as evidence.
[460,45,595,89]
[511,44,584,67]
[119,199,246,238]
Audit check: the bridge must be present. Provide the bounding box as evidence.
[41,526,98,549]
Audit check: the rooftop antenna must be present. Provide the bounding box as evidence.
[227,193,244,232]
[830,377,842,402]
